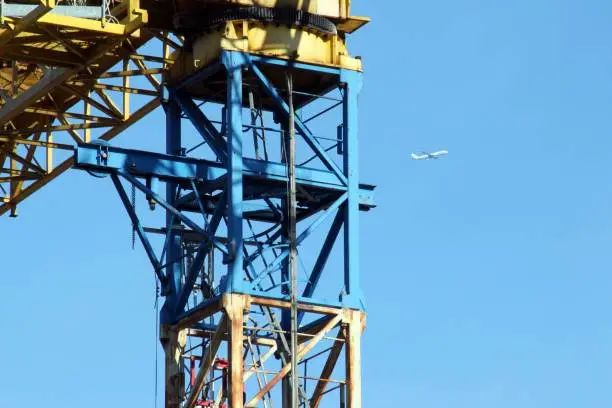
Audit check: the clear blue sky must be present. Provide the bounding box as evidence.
[3,1,612,407]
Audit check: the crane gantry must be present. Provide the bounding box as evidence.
[1,1,375,407]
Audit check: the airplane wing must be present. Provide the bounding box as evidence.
[431,150,449,157]
[411,153,427,160]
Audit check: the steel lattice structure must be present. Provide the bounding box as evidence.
[1,1,374,407]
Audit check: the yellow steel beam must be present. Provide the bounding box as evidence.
[7,31,107,45]
[0,97,161,216]
[93,68,165,79]
[0,71,29,93]
[3,119,119,138]
[155,33,182,51]
[46,93,83,143]
[0,0,56,48]
[46,131,53,172]
[34,13,145,36]
[62,84,123,119]
[1,45,83,67]
[23,107,114,122]
[83,92,91,142]
[12,132,42,197]
[123,53,175,64]
[0,135,73,150]
[65,82,159,97]
[0,146,44,174]
[38,25,87,61]
[1,5,148,41]
[128,54,161,90]
[123,59,130,120]
[1,66,71,126]
[0,173,41,183]
[92,88,124,119]
[0,4,149,125]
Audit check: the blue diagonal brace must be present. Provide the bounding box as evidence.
[302,210,343,299]
[173,61,222,91]
[110,173,167,286]
[243,227,284,267]
[248,192,347,290]
[174,193,226,315]
[175,93,228,163]
[297,210,343,325]
[117,170,227,255]
[249,62,348,186]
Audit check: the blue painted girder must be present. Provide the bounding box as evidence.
[174,192,323,223]
[74,143,375,209]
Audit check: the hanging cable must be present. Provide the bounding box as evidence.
[131,183,136,250]
[286,72,299,408]
[154,278,159,408]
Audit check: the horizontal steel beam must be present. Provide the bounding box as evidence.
[174,294,343,328]
[0,67,70,126]
[73,143,375,209]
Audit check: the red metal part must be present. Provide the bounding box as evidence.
[214,358,229,370]
[196,401,226,408]
[190,356,196,388]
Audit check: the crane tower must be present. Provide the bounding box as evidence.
[0,1,375,407]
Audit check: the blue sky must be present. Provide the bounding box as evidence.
[3,1,612,407]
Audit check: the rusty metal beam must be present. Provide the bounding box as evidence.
[245,313,343,408]
[185,315,227,408]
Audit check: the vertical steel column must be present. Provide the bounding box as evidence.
[223,52,244,293]
[286,73,299,408]
[340,70,364,309]
[161,94,186,408]
[280,119,290,323]
[162,94,183,321]
[280,118,291,408]
[225,294,247,408]
[345,310,364,408]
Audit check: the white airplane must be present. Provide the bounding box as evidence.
[410,150,449,160]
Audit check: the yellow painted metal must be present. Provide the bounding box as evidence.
[84,94,91,142]
[0,13,144,37]
[0,0,154,214]
[0,96,161,215]
[0,0,370,214]
[192,21,363,71]
[0,1,55,47]
[0,0,147,47]
[0,135,72,150]
[46,131,53,173]
[337,16,370,34]
[123,59,130,120]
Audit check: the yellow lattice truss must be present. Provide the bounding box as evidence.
[0,0,368,216]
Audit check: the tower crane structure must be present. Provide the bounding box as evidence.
[0,1,375,407]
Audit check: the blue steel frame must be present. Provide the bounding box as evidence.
[73,51,373,328]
